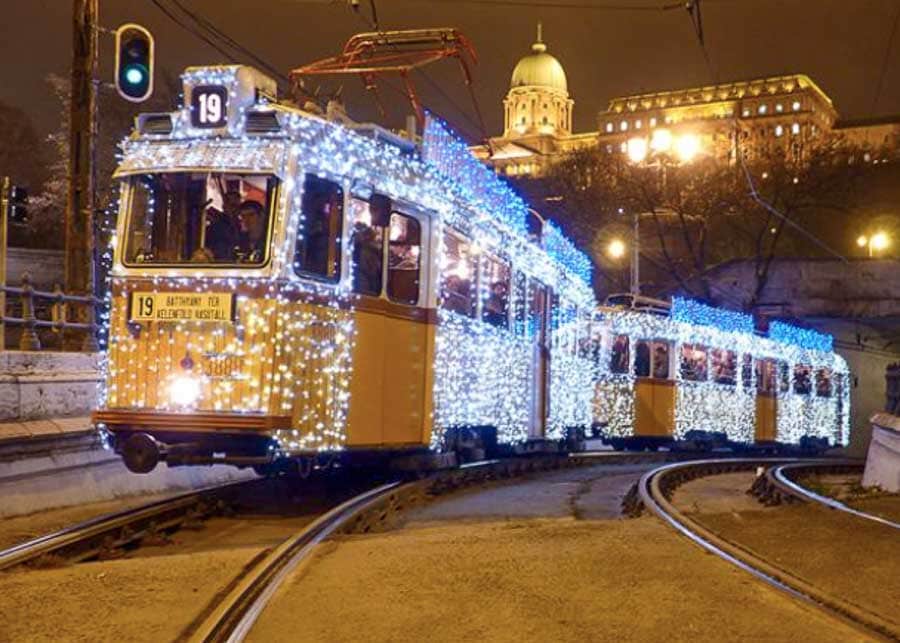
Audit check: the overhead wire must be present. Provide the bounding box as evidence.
[341,1,488,141]
[166,0,291,85]
[871,1,900,114]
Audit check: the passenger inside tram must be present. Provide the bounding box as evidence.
[483,281,510,327]
[125,172,274,266]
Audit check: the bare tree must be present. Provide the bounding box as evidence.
[524,134,880,309]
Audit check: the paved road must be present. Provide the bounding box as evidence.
[406,463,653,524]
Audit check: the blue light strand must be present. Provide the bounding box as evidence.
[671,297,755,334]
[768,320,834,352]
[422,116,529,235]
[542,221,592,285]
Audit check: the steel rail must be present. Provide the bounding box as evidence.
[189,455,593,643]
[639,459,899,641]
[0,479,253,571]
[189,481,406,643]
[771,462,900,530]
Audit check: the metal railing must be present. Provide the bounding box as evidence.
[1,273,100,351]
[887,362,900,416]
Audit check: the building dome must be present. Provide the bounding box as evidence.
[510,26,568,94]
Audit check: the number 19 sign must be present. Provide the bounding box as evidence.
[191,85,228,128]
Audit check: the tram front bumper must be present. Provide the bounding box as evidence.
[92,410,292,473]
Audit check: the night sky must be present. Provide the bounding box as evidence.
[2,0,899,142]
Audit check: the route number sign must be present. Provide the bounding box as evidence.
[191,85,228,128]
[130,292,234,323]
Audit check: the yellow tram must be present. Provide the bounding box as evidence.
[591,298,851,449]
[92,65,596,473]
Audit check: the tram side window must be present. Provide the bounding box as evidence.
[712,349,737,386]
[815,368,833,398]
[387,213,421,305]
[779,362,790,393]
[794,364,812,395]
[481,257,511,329]
[635,340,670,379]
[294,175,343,281]
[757,359,776,395]
[610,335,630,374]
[441,232,476,317]
[349,198,384,296]
[681,344,708,381]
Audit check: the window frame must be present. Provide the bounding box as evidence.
[479,252,512,331]
[385,210,423,306]
[440,228,478,318]
[120,172,279,270]
[293,174,345,284]
[680,343,709,382]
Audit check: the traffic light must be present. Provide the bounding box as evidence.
[1,178,27,224]
[7,185,26,223]
[115,23,154,102]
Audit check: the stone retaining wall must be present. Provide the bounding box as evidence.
[864,414,900,492]
[0,351,100,423]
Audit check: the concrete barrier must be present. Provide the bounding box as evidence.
[863,413,900,492]
[0,351,100,424]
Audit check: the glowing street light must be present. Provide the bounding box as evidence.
[675,133,701,162]
[857,231,890,257]
[650,128,672,152]
[607,238,626,259]
[626,137,648,164]
[871,231,890,252]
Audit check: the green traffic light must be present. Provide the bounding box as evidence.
[125,66,145,86]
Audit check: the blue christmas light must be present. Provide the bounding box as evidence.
[542,221,592,285]
[768,321,834,352]
[422,116,528,235]
[671,297,754,334]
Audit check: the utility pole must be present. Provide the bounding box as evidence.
[66,0,99,351]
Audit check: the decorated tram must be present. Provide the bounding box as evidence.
[92,65,596,473]
[92,63,852,474]
[589,298,851,449]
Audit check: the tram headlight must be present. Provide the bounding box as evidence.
[169,375,202,408]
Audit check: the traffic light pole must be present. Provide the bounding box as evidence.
[66,0,99,351]
[0,177,8,349]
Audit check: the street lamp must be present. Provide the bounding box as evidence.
[607,238,626,259]
[623,131,704,296]
[857,231,890,257]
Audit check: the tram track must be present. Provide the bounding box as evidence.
[0,479,256,572]
[185,452,652,642]
[637,458,899,641]
[753,461,900,530]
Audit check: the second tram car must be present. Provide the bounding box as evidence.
[589,298,851,449]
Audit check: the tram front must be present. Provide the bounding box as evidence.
[93,65,303,473]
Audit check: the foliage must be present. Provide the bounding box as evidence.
[522,134,883,308]
[23,72,180,249]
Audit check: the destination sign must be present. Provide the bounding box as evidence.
[130,292,234,323]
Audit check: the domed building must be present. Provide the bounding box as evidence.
[473,24,597,177]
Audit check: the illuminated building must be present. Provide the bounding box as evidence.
[472,25,595,177]
[475,30,899,175]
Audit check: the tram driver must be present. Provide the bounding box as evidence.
[236,200,268,262]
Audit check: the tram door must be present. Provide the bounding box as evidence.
[633,340,675,437]
[529,282,550,439]
[755,359,778,441]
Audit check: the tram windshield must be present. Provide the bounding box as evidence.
[124,172,277,266]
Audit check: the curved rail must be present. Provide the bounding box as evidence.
[639,458,899,641]
[188,481,406,643]
[0,479,254,571]
[189,454,598,643]
[771,462,900,530]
